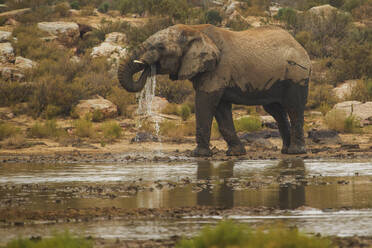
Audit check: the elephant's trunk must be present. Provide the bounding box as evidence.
[118,47,150,93]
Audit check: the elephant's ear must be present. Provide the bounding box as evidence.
[178,33,220,80]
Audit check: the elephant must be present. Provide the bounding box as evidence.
[118,24,311,157]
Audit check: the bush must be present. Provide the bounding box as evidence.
[74,118,95,138]
[162,103,180,115]
[156,76,194,104]
[101,121,122,140]
[180,104,191,121]
[176,221,332,248]
[28,120,65,138]
[0,81,33,107]
[1,134,27,149]
[160,120,195,137]
[107,86,136,118]
[42,105,62,119]
[275,8,298,29]
[4,231,92,248]
[234,116,262,132]
[324,109,360,133]
[307,83,337,109]
[70,1,80,10]
[205,10,222,25]
[98,1,109,13]
[54,2,71,17]
[0,122,19,141]
[348,78,372,102]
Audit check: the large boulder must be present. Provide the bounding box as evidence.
[104,32,127,44]
[37,21,79,46]
[0,31,11,42]
[0,42,14,63]
[308,4,338,17]
[15,56,37,70]
[75,95,118,119]
[332,101,372,125]
[91,42,127,59]
[332,80,357,100]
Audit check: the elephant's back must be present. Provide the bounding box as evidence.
[225,26,311,91]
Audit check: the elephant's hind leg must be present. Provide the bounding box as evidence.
[215,101,246,156]
[284,83,308,154]
[263,103,290,154]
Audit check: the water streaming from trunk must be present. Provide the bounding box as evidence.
[135,65,162,146]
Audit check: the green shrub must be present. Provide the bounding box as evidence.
[324,109,360,133]
[160,120,195,137]
[275,8,298,29]
[70,1,80,9]
[205,10,222,25]
[180,104,191,121]
[101,121,122,140]
[91,110,104,122]
[307,83,337,109]
[43,105,62,119]
[234,116,262,132]
[107,86,136,118]
[0,81,33,107]
[98,1,109,13]
[74,118,94,138]
[54,2,71,17]
[177,221,333,248]
[226,19,251,31]
[28,120,65,138]
[0,122,19,141]
[162,103,179,115]
[3,231,92,248]
[156,76,194,104]
[348,78,372,102]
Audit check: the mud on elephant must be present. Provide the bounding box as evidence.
[118,24,311,157]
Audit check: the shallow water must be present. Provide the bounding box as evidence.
[1,158,372,242]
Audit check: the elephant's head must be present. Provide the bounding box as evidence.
[118,24,220,93]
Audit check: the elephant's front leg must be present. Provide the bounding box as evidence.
[215,101,246,156]
[193,90,222,157]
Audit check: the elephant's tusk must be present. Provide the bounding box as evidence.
[133,60,145,65]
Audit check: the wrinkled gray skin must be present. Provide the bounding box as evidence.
[118,24,311,157]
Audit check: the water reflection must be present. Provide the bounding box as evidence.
[197,161,234,208]
[276,159,306,209]
[2,159,372,210]
[195,159,306,209]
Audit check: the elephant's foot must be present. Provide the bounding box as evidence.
[192,146,212,157]
[281,146,289,154]
[286,145,306,154]
[226,145,246,156]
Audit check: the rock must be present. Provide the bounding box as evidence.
[0,42,14,63]
[332,80,358,100]
[90,42,127,62]
[0,8,31,19]
[224,0,241,15]
[37,22,80,46]
[131,132,159,143]
[15,56,37,70]
[74,95,118,119]
[308,4,338,17]
[0,31,11,42]
[0,107,15,119]
[151,96,169,114]
[240,130,280,143]
[104,32,127,45]
[260,115,277,129]
[332,101,372,124]
[307,129,341,144]
[0,66,24,81]
[269,2,281,17]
